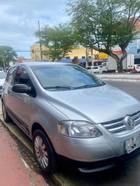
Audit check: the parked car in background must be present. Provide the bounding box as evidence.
[91,66,103,73]
[0,71,6,95]
[2,62,140,174]
[126,54,140,73]
[134,64,140,73]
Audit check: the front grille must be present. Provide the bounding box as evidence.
[101,111,140,134]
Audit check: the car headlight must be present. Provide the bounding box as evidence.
[58,120,102,138]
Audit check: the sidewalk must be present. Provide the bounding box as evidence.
[0,122,48,186]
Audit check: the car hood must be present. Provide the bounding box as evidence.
[46,84,140,123]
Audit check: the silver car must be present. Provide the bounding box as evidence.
[2,62,140,174]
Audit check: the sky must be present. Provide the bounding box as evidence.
[0,0,69,58]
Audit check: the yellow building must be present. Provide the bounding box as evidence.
[31,44,49,61]
[67,47,98,59]
[31,44,108,61]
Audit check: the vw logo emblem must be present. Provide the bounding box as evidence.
[124,116,135,130]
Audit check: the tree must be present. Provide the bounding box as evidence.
[0,46,17,68]
[36,24,76,61]
[68,0,140,72]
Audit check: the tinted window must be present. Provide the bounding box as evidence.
[14,66,36,96]
[32,65,104,91]
[135,58,140,65]
[14,67,31,87]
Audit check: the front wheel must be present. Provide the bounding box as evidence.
[33,130,57,174]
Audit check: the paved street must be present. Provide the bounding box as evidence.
[107,81,140,101]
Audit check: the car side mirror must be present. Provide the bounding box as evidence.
[12,84,32,94]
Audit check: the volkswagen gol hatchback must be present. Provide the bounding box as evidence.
[2,62,140,174]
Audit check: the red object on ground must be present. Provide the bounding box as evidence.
[0,123,48,186]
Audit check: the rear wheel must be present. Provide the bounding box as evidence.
[33,130,57,174]
[2,102,11,122]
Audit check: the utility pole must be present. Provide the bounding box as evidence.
[38,20,43,61]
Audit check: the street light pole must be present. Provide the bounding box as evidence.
[38,20,43,61]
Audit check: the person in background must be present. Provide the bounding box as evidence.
[72,57,80,65]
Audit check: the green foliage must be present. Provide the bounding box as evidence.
[0,46,17,68]
[69,0,140,71]
[36,24,76,61]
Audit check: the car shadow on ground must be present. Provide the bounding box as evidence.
[55,149,140,186]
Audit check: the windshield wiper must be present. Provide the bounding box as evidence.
[74,84,97,89]
[74,82,105,89]
[44,86,73,90]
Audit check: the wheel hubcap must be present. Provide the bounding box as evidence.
[34,136,49,169]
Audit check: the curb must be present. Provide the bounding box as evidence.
[95,74,140,82]
[0,116,63,186]
[101,78,140,82]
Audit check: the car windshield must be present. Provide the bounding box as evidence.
[32,65,105,91]
[0,71,6,79]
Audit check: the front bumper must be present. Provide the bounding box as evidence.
[54,124,140,163]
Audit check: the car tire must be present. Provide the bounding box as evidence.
[2,102,11,122]
[33,129,57,174]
